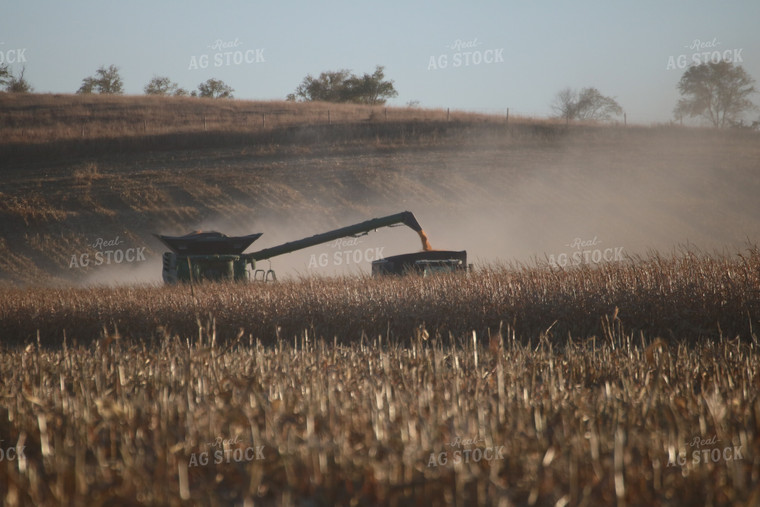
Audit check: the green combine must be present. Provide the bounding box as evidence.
[157,211,466,283]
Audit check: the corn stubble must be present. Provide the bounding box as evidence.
[0,249,759,505]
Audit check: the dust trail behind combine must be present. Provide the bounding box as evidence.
[379,127,760,268]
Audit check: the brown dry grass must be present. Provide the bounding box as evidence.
[0,93,569,173]
[0,93,539,146]
[0,253,758,505]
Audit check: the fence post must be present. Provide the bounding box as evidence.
[446,108,450,122]
[203,115,207,131]
[506,108,509,127]
[328,110,331,125]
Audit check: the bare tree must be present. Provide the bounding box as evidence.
[551,87,579,122]
[5,66,33,93]
[551,87,623,122]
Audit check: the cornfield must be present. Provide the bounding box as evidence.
[0,248,759,505]
[1,246,759,347]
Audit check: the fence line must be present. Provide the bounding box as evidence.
[122,107,536,137]
[8,106,637,144]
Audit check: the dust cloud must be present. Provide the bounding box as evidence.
[78,254,164,287]
[85,125,760,285]
[392,127,760,269]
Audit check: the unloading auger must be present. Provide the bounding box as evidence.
[156,211,467,283]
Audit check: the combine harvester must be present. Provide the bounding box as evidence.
[156,211,468,283]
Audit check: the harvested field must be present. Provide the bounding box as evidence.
[0,313,757,505]
[0,251,759,505]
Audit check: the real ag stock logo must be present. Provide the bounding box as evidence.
[188,38,265,70]
[427,436,505,467]
[427,38,504,71]
[666,37,744,71]
[666,434,744,469]
[547,236,625,268]
[0,439,26,462]
[68,235,147,269]
[307,237,385,270]
[188,435,265,467]
[0,42,27,65]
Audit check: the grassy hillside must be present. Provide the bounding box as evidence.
[0,93,520,147]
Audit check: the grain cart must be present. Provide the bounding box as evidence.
[157,211,456,283]
[370,250,469,276]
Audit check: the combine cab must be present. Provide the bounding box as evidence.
[157,211,465,284]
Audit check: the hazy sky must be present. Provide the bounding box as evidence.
[3,0,759,123]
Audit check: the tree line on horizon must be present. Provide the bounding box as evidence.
[0,61,757,129]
